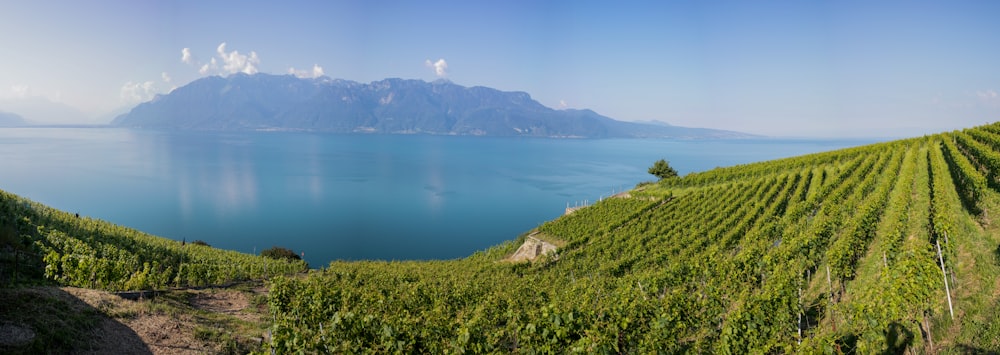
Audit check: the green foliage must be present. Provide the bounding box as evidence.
[191,240,210,247]
[0,190,307,291]
[648,159,679,180]
[260,246,301,261]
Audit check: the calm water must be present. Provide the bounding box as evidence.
[0,128,878,266]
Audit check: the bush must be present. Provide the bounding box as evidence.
[261,246,301,261]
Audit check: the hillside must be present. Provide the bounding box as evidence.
[0,111,26,127]
[0,188,307,352]
[266,124,1000,353]
[3,123,1000,353]
[111,74,753,139]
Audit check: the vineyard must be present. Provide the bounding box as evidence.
[264,124,1000,353]
[0,189,307,291]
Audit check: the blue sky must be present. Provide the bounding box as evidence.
[1,0,999,137]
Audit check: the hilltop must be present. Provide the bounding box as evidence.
[3,123,1000,353]
[111,74,754,139]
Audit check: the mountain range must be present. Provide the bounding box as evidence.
[112,73,754,139]
[0,111,27,127]
[0,97,93,125]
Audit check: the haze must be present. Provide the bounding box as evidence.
[1,0,998,137]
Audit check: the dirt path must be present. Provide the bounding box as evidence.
[63,284,270,354]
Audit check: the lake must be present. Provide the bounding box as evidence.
[0,128,879,267]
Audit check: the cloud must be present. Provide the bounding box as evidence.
[288,64,325,79]
[121,72,176,104]
[199,58,216,75]
[120,81,158,104]
[10,85,30,98]
[978,90,1000,108]
[558,100,569,109]
[216,42,259,75]
[181,48,193,64]
[183,43,261,76]
[425,58,448,77]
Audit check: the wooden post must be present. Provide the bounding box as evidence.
[797,286,802,344]
[827,265,836,331]
[936,240,954,319]
[923,312,935,349]
[946,233,956,287]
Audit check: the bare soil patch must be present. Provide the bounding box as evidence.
[63,285,269,354]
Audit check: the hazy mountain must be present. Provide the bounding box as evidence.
[0,111,27,127]
[0,97,92,125]
[114,73,755,139]
[95,105,136,125]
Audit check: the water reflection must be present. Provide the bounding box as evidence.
[141,132,261,218]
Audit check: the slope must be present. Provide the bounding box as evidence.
[0,188,309,353]
[0,189,307,291]
[264,124,1000,353]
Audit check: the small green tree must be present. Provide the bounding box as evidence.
[261,246,302,261]
[648,159,679,180]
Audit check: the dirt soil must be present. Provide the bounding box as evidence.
[63,285,269,354]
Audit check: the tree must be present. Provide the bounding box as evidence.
[261,246,302,261]
[648,159,679,180]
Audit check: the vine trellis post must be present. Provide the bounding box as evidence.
[936,239,954,320]
[826,265,836,331]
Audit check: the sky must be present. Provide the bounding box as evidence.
[1,0,999,137]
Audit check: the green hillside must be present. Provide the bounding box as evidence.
[265,124,1000,353]
[4,124,1000,353]
[0,190,307,291]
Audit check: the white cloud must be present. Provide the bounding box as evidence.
[181,48,193,64]
[120,81,158,104]
[216,42,259,75]
[183,43,262,76]
[161,72,172,83]
[10,85,30,98]
[288,64,325,79]
[198,57,216,75]
[558,100,569,109]
[978,90,1000,108]
[425,58,448,77]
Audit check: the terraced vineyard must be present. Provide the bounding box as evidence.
[265,124,1000,353]
[0,190,308,291]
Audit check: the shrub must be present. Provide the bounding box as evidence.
[261,246,301,261]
